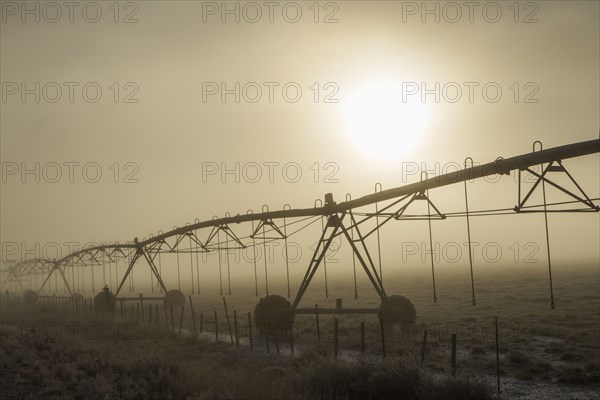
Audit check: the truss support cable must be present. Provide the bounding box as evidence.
[426,190,438,303]
[320,216,329,298]
[464,158,476,306]
[91,264,95,292]
[283,216,291,298]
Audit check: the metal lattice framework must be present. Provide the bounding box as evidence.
[2,138,599,312]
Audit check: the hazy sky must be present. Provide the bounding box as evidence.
[1,1,598,292]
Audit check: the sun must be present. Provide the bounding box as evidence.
[340,80,430,163]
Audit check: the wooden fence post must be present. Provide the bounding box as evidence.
[178,305,184,336]
[451,333,457,377]
[189,295,197,337]
[214,310,219,342]
[315,304,320,342]
[139,293,144,322]
[360,321,365,354]
[421,330,428,366]
[334,318,339,360]
[495,316,501,395]
[170,304,175,333]
[379,311,386,358]
[223,297,234,344]
[248,312,253,350]
[233,310,239,346]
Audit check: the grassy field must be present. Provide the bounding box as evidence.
[1,263,598,399]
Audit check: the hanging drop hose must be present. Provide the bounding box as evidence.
[189,235,195,294]
[262,222,269,295]
[176,249,181,291]
[423,178,438,303]
[283,204,292,298]
[249,213,259,297]
[194,227,201,295]
[91,262,95,292]
[130,252,135,292]
[217,228,223,296]
[321,215,329,298]
[150,262,154,294]
[226,238,232,296]
[158,251,163,294]
[375,183,383,281]
[464,157,476,306]
[347,193,358,299]
[534,141,555,309]
[108,259,113,291]
[71,259,75,292]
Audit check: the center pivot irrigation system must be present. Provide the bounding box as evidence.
[2,138,599,327]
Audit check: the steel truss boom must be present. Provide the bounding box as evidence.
[8,138,599,276]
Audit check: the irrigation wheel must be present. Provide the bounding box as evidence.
[253,294,294,338]
[379,294,417,325]
[164,289,185,307]
[23,289,38,306]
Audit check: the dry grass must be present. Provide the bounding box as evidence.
[2,264,598,398]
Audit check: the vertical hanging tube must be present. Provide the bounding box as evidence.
[194,221,201,295]
[464,157,476,306]
[283,204,292,299]
[375,183,383,281]
[262,205,270,295]
[422,172,438,303]
[102,258,106,286]
[189,235,195,294]
[347,193,358,299]
[534,141,555,309]
[149,237,154,294]
[71,259,75,292]
[129,247,134,292]
[217,228,223,296]
[226,241,232,296]
[115,256,119,288]
[195,246,201,295]
[158,249,163,294]
[249,211,259,297]
[316,199,329,298]
[174,229,181,291]
[176,250,182,291]
[108,258,113,291]
[224,213,232,296]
